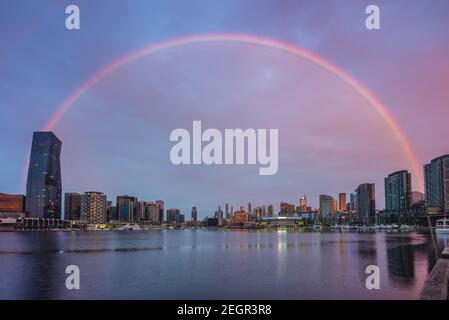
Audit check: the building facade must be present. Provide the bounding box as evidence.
[424,154,449,213]
[356,183,376,224]
[80,192,107,224]
[0,193,25,213]
[384,170,412,211]
[117,195,138,222]
[25,131,62,219]
[319,195,336,218]
[64,192,81,220]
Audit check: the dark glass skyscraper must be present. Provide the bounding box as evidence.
[64,192,81,220]
[26,132,62,219]
[356,183,376,224]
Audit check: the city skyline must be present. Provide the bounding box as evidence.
[10,131,448,221]
[1,1,449,215]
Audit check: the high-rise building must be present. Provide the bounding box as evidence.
[319,195,335,217]
[64,193,81,220]
[384,170,412,211]
[424,154,449,213]
[80,192,107,224]
[26,131,62,219]
[214,206,223,219]
[116,195,138,222]
[267,204,274,216]
[299,195,307,212]
[350,192,357,211]
[339,193,347,211]
[143,202,160,223]
[247,203,252,217]
[191,206,198,222]
[280,202,295,215]
[356,183,376,224]
[225,203,229,219]
[0,193,25,213]
[167,208,182,223]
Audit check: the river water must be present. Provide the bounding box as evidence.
[0,230,448,299]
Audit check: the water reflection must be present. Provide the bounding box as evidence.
[0,230,445,299]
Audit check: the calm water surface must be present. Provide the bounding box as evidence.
[1,230,448,299]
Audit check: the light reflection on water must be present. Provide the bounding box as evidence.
[0,230,447,299]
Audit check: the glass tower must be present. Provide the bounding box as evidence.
[25,132,62,219]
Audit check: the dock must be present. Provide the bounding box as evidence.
[420,247,449,300]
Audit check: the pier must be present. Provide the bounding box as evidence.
[420,246,449,300]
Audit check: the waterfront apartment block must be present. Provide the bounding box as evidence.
[424,154,449,213]
[385,170,412,211]
[80,192,107,224]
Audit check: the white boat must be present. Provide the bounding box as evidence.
[312,224,322,231]
[435,218,449,234]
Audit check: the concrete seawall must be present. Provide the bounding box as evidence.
[420,247,449,300]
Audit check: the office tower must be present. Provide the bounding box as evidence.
[384,170,412,211]
[339,193,347,211]
[280,202,295,215]
[80,191,107,224]
[215,206,223,219]
[225,203,229,219]
[350,192,356,211]
[191,206,198,222]
[424,154,449,213]
[64,193,81,220]
[234,209,248,224]
[0,193,25,213]
[167,208,181,223]
[356,183,376,224]
[116,195,138,222]
[248,203,252,217]
[267,204,274,216]
[155,200,164,223]
[143,202,160,223]
[331,198,338,213]
[25,131,62,219]
[411,191,425,206]
[230,205,234,217]
[319,195,335,217]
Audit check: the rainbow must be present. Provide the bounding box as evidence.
[39,33,423,190]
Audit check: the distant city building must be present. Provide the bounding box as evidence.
[143,202,161,223]
[267,204,274,216]
[424,154,449,213]
[80,191,107,224]
[167,208,182,223]
[299,195,308,212]
[411,191,425,206]
[225,203,230,219]
[356,183,376,224]
[384,170,412,211]
[155,200,164,223]
[280,202,295,215]
[234,210,248,224]
[191,206,198,222]
[117,195,138,222]
[319,195,336,218]
[26,131,62,219]
[350,192,357,211]
[0,193,25,213]
[214,206,223,219]
[339,193,347,211]
[64,193,81,220]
